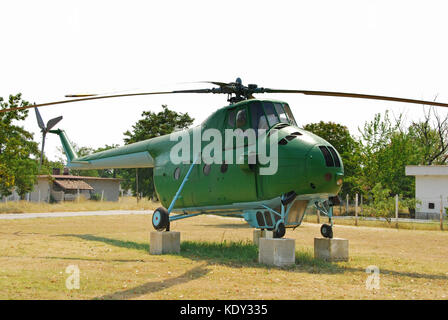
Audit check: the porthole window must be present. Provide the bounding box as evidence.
[174,167,180,180]
[203,164,211,176]
[220,162,228,173]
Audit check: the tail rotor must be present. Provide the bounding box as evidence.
[34,107,63,170]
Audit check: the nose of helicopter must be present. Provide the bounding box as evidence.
[306,143,344,194]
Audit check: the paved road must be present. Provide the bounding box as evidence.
[0,210,152,220]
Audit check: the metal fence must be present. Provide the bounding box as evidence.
[305,194,447,230]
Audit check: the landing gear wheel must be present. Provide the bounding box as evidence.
[152,207,169,231]
[320,224,333,239]
[274,223,286,238]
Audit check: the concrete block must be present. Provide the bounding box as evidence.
[150,231,180,255]
[258,238,295,267]
[314,237,349,262]
[253,229,273,246]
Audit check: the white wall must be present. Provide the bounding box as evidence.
[88,180,120,202]
[415,175,448,219]
[30,179,51,202]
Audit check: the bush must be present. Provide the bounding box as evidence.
[90,193,101,201]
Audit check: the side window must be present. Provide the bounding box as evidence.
[236,109,247,128]
[283,103,297,126]
[227,109,236,128]
[262,102,280,127]
[274,103,288,123]
[249,101,268,133]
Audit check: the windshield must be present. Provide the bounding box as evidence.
[249,101,297,133]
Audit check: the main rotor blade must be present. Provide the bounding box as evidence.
[262,89,448,108]
[34,107,45,130]
[0,89,213,113]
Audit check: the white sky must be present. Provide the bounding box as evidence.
[1,0,448,161]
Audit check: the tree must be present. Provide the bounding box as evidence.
[123,105,194,143]
[0,94,39,197]
[303,121,360,195]
[123,105,194,198]
[303,121,356,153]
[408,107,448,165]
[356,111,421,199]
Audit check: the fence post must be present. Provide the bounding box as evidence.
[77,188,80,203]
[360,194,363,215]
[355,193,358,226]
[38,190,41,203]
[346,194,349,215]
[136,168,139,203]
[440,195,444,231]
[101,190,104,202]
[395,194,399,229]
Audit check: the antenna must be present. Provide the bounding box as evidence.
[34,107,63,170]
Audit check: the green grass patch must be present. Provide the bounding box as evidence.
[180,240,258,263]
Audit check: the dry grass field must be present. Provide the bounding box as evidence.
[0,197,158,214]
[0,213,447,300]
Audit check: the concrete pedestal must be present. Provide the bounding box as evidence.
[150,231,180,255]
[314,238,349,262]
[258,238,295,267]
[253,229,274,246]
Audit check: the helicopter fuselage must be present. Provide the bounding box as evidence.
[53,98,344,231]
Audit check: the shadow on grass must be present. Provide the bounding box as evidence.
[196,223,251,229]
[57,234,149,251]
[95,264,209,300]
[57,233,448,281]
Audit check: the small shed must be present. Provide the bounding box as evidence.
[29,174,121,202]
[405,165,448,220]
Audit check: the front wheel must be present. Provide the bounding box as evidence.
[320,224,333,239]
[273,223,286,238]
[152,207,169,231]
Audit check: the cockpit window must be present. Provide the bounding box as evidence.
[283,104,297,126]
[262,102,280,127]
[274,103,289,124]
[248,101,298,132]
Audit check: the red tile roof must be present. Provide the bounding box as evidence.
[54,179,94,190]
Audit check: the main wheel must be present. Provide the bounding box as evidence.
[273,223,286,238]
[320,224,333,238]
[152,207,169,231]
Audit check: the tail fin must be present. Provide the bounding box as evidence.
[49,129,78,163]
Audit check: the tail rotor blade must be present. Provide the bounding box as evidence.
[46,116,63,132]
[35,107,45,131]
[39,131,46,170]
